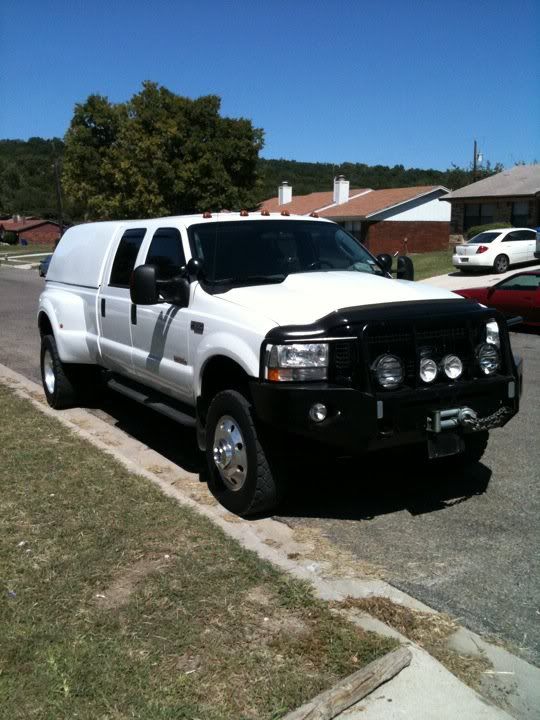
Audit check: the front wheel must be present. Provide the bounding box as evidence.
[204,390,281,516]
[493,254,509,274]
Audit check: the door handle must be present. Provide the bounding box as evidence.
[131,303,137,325]
[101,298,106,317]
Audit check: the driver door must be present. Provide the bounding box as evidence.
[130,226,194,402]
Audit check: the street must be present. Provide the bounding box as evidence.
[1,264,539,665]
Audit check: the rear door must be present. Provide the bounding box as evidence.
[502,230,528,263]
[98,227,147,374]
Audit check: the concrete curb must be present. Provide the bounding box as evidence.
[1,363,534,719]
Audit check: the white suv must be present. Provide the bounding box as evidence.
[453,227,537,274]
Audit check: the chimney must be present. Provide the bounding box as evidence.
[278,181,292,206]
[333,175,350,204]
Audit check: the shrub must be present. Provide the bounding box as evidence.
[1,231,19,245]
[466,222,512,240]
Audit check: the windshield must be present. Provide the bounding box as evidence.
[468,231,501,244]
[188,220,383,286]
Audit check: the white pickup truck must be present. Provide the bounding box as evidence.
[38,212,522,515]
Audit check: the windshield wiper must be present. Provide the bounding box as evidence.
[213,274,286,286]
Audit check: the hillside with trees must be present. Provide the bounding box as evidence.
[0,93,502,221]
[0,137,64,220]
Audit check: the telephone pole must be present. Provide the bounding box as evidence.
[473,139,478,182]
[53,157,64,241]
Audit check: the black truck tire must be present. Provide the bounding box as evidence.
[204,389,281,516]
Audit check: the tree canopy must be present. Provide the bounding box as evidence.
[62,82,264,219]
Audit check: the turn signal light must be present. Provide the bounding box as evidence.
[476,245,489,254]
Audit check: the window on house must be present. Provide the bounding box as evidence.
[511,201,529,227]
[109,228,146,287]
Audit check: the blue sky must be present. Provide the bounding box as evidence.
[1,0,538,170]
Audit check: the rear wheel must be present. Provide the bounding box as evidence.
[493,254,509,274]
[41,335,102,409]
[204,390,281,516]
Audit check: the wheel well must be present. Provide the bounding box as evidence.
[198,356,252,422]
[38,312,53,338]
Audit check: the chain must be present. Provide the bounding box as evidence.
[464,406,512,432]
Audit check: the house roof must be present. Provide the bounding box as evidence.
[441,164,540,200]
[320,186,445,219]
[0,218,59,232]
[259,189,369,215]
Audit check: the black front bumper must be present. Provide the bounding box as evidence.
[250,362,522,453]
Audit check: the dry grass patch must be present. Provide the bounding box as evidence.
[336,596,491,689]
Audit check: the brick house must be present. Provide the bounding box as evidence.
[440,164,540,241]
[0,217,62,245]
[260,177,451,254]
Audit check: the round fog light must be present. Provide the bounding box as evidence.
[419,357,438,383]
[309,403,327,423]
[477,343,500,375]
[442,354,463,380]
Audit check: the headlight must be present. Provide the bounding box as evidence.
[442,354,463,380]
[265,343,328,381]
[373,354,404,389]
[477,343,500,375]
[419,357,438,383]
[486,320,500,347]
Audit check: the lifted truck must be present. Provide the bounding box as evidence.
[38,212,522,515]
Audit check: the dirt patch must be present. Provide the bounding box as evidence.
[336,596,492,689]
[96,556,171,610]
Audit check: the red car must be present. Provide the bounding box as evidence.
[454,270,540,327]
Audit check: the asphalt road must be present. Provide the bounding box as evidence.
[1,265,539,665]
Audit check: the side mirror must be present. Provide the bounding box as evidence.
[130,264,161,305]
[396,255,414,281]
[376,253,393,273]
[186,257,205,282]
[160,277,190,307]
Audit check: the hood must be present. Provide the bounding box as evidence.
[215,271,462,326]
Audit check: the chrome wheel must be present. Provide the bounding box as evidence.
[212,415,248,492]
[43,350,56,394]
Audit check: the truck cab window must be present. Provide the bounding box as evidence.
[145,227,186,279]
[109,228,147,287]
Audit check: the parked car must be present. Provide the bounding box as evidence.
[454,270,540,327]
[38,254,52,277]
[38,213,522,516]
[453,228,537,274]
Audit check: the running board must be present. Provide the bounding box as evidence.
[107,377,197,428]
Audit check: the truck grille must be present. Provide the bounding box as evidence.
[363,321,483,389]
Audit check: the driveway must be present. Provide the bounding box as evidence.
[420,262,540,291]
[1,264,539,665]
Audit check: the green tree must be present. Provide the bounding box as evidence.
[62,82,264,219]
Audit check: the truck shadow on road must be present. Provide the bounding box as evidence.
[276,451,492,521]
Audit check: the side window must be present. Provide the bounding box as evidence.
[109,228,146,287]
[503,231,520,242]
[498,274,540,291]
[145,227,186,279]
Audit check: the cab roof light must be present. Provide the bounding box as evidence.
[310,211,319,218]
[202,211,212,219]
[281,210,290,216]
[261,209,270,216]
[240,209,249,217]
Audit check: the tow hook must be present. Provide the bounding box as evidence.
[427,407,478,434]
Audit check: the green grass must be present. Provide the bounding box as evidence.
[0,384,395,720]
[409,249,455,281]
[0,243,54,257]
